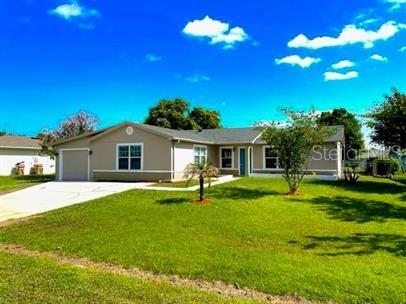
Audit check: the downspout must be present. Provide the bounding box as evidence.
[171,141,175,180]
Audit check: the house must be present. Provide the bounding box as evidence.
[53,122,344,181]
[0,135,55,175]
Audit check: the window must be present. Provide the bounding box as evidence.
[221,148,233,168]
[264,147,279,169]
[194,146,207,164]
[117,144,142,170]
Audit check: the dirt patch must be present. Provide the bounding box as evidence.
[195,198,213,205]
[0,215,40,229]
[0,243,315,304]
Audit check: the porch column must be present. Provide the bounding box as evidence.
[245,145,250,177]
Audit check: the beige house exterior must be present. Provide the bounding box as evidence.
[53,122,344,182]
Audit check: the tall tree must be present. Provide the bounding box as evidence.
[366,88,406,150]
[38,111,99,157]
[144,98,221,130]
[260,109,333,195]
[318,108,364,159]
[144,98,195,130]
[189,107,221,129]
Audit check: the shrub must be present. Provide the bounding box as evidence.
[374,159,400,177]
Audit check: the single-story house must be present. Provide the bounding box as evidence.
[0,135,55,175]
[53,122,344,181]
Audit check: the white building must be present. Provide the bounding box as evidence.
[0,135,55,175]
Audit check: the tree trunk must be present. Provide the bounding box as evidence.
[199,175,205,202]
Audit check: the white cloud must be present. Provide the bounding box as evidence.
[370,54,388,61]
[49,1,99,20]
[358,18,379,26]
[384,0,406,10]
[399,46,406,52]
[182,16,249,48]
[331,60,355,69]
[275,55,321,68]
[288,21,405,49]
[146,54,162,62]
[185,75,211,83]
[324,71,359,81]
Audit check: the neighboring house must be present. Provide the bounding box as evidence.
[0,135,55,175]
[53,122,344,181]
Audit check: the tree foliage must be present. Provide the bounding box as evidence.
[260,109,333,195]
[0,130,6,136]
[38,111,99,157]
[318,108,364,159]
[366,88,406,149]
[144,98,221,130]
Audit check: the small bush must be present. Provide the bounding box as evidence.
[364,157,378,175]
[374,159,400,177]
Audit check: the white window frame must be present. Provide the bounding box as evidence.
[263,146,280,169]
[193,144,207,164]
[116,143,144,171]
[219,146,234,169]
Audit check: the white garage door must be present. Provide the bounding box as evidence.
[61,150,89,181]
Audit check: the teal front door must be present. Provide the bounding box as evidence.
[239,148,246,176]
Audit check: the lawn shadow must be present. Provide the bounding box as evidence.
[156,197,191,205]
[308,179,406,195]
[295,195,406,223]
[300,233,406,257]
[210,186,280,200]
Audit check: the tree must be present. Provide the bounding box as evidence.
[189,107,221,129]
[38,111,99,157]
[260,109,333,195]
[184,162,219,202]
[366,88,406,150]
[144,98,221,130]
[318,108,364,159]
[144,98,195,130]
[0,130,6,136]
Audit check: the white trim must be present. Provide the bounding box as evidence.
[219,146,234,169]
[59,148,90,181]
[116,143,144,171]
[263,145,279,169]
[337,141,342,177]
[193,144,207,164]
[251,131,264,144]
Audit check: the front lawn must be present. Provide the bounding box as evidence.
[0,251,256,304]
[0,174,55,195]
[0,177,405,303]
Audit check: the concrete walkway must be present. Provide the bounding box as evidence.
[0,182,151,222]
[0,176,238,223]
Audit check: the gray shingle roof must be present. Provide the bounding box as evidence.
[186,127,262,144]
[0,135,41,149]
[54,122,345,146]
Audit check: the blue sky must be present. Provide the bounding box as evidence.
[0,0,405,138]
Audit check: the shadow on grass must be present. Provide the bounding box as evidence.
[210,186,280,200]
[308,179,406,195]
[156,197,191,205]
[301,233,406,257]
[296,195,406,223]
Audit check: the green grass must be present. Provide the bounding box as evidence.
[0,174,55,195]
[0,177,405,303]
[0,251,256,304]
[151,178,213,188]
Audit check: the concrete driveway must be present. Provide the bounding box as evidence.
[0,182,151,223]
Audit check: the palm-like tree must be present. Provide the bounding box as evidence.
[184,162,219,202]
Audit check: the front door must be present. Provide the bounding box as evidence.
[239,148,246,176]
